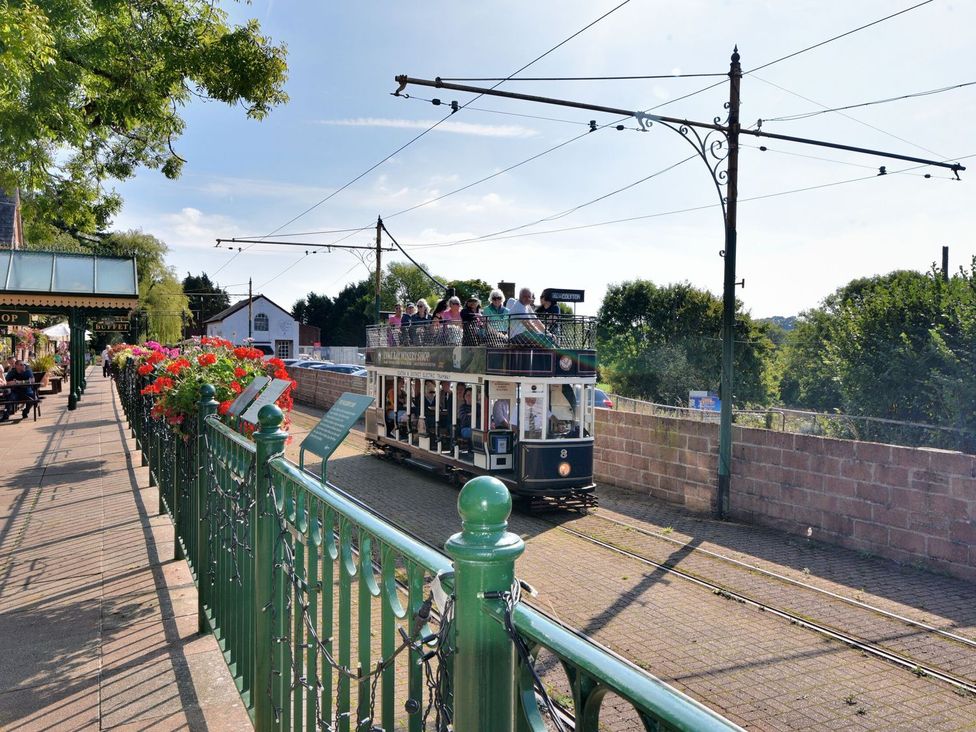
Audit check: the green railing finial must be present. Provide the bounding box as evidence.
[457,475,512,538]
[446,476,524,732]
[200,382,216,403]
[257,403,284,433]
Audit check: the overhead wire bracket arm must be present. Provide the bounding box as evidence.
[393,75,965,175]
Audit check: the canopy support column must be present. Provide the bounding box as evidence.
[68,309,81,410]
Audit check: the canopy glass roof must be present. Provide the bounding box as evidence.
[0,250,138,296]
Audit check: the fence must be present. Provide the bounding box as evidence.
[116,362,740,731]
[608,393,976,454]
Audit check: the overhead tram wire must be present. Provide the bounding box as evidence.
[751,75,949,160]
[372,1,946,245]
[438,72,727,82]
[745,0,935,75]
[253,0,637,247]
[379,222,448,292]
[759,80,976,123]
[399,152,974,249]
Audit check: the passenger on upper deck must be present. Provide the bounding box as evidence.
[509,288,555,348]
[461,296,484,345]
[538,292,560,316]
[442,296,462,322]
[410,299,430,344]
[388,304,403,326]
[484,289,509,329]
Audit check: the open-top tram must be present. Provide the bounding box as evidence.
[363,314,599,510]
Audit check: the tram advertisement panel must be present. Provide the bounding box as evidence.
[369,346,486,375]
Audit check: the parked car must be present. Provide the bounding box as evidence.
[311,363,367,376]
[594,388,613,409]
[293,360,333,369]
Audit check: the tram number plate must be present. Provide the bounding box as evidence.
[301,393,375,462]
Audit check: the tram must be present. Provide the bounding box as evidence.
[363,312,599,510]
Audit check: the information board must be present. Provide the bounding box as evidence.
[240,378,292,424]
[300,393,374,473]
[226,375,270,417]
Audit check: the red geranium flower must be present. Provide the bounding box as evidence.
[197,353,217,367]
[137,364,153,376]
[234,366,247,378]
[218,400,233,415]
[230,380,242,394]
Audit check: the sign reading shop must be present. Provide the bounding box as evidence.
[0,310,30,326]
[369,346,487,374]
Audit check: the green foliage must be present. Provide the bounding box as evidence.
[444,277,493,305]
[776,263,976,438]
[597,280,774,406]
[2,0,288,238]
[182,272,230,325]
[382,262,441,308]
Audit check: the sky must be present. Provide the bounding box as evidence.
[111,0,976,319]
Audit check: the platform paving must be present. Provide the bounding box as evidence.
[0,369,251,731]
[285,403,976,731]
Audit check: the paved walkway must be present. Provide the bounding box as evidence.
[0,370,250,731]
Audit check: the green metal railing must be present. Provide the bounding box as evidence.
[114,362,741,732]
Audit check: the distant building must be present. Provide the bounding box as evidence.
[0,189,24,249]
[204,295,298,359]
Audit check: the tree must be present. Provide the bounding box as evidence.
[777,264,976,439]
[182,272,230,327]
[382,262,441,309]
[597,280,774,406]
[1,0,288,239]
[292,292,335,342]
[445,278,492,305]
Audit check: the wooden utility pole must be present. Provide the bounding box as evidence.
[942,245,950,281]
[375,216,383,324]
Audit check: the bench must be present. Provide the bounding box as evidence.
[0,396,41,422]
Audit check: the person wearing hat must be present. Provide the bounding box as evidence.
[461,296,483,345]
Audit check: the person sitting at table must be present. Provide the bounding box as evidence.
[1,359,37,422]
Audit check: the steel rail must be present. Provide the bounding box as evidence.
[553,522,976,696]
[572,510,976,650]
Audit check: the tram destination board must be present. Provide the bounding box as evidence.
[0,310,30,326]
[301,393,374,467]
[226,375,270,417]
[369,345,486,374]
[240,378,292,424]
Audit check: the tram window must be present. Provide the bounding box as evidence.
[489,381,517,431]
[548,384,579,438]
[522,394,545,440]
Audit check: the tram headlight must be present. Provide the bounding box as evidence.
[558,461,572,477]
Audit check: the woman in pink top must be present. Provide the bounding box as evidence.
[440,296,463,322]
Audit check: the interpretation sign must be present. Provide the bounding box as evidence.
[300,392,374,478]
[226,375,270,417]
[0,310,30,326]
[240,378,292,424]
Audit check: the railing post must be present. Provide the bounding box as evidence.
[254,404,287,732]
[445,476,525,732]
[197,384,219,635]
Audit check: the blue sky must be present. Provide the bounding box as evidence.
[112,1,976,318]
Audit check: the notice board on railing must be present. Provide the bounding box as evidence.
[226,376,270,417]
[240,378,292,424]
[300,392,374,479]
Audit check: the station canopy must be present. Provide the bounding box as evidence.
[0,249,139,310]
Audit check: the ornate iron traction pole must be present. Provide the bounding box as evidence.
[394,50,965,518]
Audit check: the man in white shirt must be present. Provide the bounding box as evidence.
[101,346,111,377]
[508,288,553,346]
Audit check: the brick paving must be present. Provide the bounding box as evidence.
[285,406,976,731]
[0,370,251,731]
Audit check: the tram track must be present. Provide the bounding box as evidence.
[544,511,976,697]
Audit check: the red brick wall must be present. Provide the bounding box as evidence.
[286,367,366,410]
[594,409,976,583]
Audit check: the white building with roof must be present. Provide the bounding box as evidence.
[204,295,298,359]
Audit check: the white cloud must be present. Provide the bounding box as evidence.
[317,118,539,139]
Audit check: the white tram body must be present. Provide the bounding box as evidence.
[363,316,599,509]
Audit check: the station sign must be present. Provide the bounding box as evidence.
[542,288,584,303]
[92,320,131,332]
[0,310,30,326]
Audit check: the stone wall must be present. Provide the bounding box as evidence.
[594,409,976,583]
[286,366,366,411]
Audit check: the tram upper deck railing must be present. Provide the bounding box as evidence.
[366,313,597,351]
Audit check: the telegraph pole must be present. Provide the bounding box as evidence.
[942,245,949,281]
[248,277,253,340]
[717,49,742,518]
[375,216,383,324]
